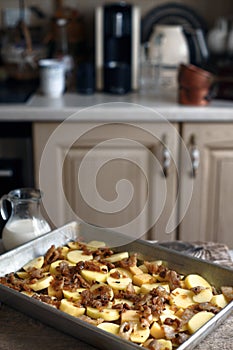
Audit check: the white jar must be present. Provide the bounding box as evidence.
[39,59,65,98]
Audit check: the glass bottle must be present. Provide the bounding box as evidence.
[0,188,51,251]
[54,18,74,90]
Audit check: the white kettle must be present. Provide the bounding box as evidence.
[148,24,189,66]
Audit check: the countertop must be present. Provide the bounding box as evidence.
[0,89,233,122]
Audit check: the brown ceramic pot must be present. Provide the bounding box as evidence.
[178,86,211,106]
[178,63,213,89]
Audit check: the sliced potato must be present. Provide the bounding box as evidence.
[86,240,106,249]
[129,266,144,275]
[67,250,93,264]
[59,299,85,317]
[23,256,44,271]
[86,306,120,321]
[150,321,165,339]
[141,282,170,294]
[133,273,154,287]
[187,311,215,334]
[49,260,75,275]
[107,276,132,291]
[121,310,140,323]
[109,267,133,279]
[97,322,120,335]
[170,288,195,309]
[104,252,129,263]
[211,294,228,308]
[29,275,53,291]
[185,274,211,290]
[81,269,108,283]
[60,246,69,258]
[192,288,213,303]
[47,285,63,299]
[67,241,81,249]
[156,339,173,350]
[63,288,86,301]
[90,283,114,300]
[114,298,135,308]
[130,324,150,343]
[16,271,29,279]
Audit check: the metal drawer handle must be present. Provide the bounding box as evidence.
[189,134,200,177]
[0,169,13,177]
[162,136,171,177]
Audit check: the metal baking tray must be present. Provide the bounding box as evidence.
[0,221,233,350]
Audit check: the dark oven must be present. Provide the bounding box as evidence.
[0,122,34,236]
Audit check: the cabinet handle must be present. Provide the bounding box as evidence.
[189,134,200,177]
[162,136,171,178]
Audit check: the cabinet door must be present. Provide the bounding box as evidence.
[33,122,179,241]
[179,123,233,248]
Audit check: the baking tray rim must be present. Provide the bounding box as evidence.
[0,221,233,350]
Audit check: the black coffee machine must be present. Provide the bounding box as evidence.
[95,2,140,94]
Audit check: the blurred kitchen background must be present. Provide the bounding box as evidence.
[0,0,232,100]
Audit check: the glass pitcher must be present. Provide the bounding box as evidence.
[0,188,51,251]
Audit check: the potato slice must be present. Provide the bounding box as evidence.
[133,273,154,287]
[211,294,228,308]
[114,298,135,308]
[86,306,120,321]
[185,274,211,290]
[157,339,173,350]
[150,321,165,339]
[187,311,214,334]
[170,288,195,308]
[130,324,150,344]
[48,285,63,299]
[121,310,140,323]
[67,241,81,249]
[107,276,132,290]
[97,322,120,335]
[129,266,144,275]
[109,267,133,279]
[141,283,170,294]
[90,283,114,300]
[192,288,213,303]
[81,269,108,283]
[16,271,29,279]
[49,260,75,275]
[59,299,85,317]
[63,288,86,301]
[29,275,53,291]
[67,250,93,264]
[104,252,129,263]
[86,240,106,249]
[23,256,44,271]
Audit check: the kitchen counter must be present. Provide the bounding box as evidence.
[0,90,233,122]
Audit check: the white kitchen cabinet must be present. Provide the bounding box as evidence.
[179,123,233,248]
[33,122,179,241]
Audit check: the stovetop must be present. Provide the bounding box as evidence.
[0,79,39,103]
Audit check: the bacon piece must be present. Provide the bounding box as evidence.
[221,286,233,301]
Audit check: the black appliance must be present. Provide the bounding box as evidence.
[0,122,34,236]
[95,3,140,94]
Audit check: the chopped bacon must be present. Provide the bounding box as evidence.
[118,254,137,269]
[221,286,233,301]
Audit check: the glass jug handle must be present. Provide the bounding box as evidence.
[0,195,9,220]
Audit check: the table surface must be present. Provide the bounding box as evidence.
[1,241,233,350]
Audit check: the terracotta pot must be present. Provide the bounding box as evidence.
[178,63,213,89]
[178,86,211,106]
